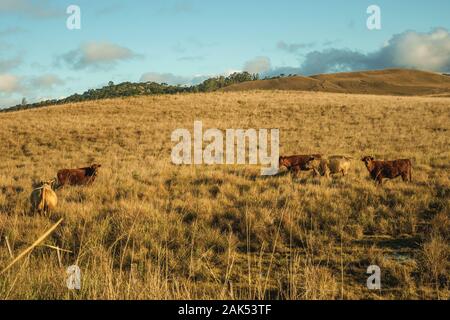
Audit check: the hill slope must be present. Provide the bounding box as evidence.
[0,91,449,299]
[222,69,450,96]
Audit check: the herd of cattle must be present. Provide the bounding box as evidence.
[29,155,412,215]
[279,154,412,184]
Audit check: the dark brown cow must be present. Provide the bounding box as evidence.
[361,156,412,185]
[279,154,321,176]
[57,164,101,188]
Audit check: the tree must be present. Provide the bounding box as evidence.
[21,97,27,105]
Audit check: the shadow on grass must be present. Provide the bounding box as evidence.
[354,235,421,250]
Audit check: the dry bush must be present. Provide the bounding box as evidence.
[420,234,449,289]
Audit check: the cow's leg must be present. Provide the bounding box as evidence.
[312,168,320,177]
[377,177,383,186]
[55,181,63,190]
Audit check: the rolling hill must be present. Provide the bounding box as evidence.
[222,69,450,96]
[3,69,450,113]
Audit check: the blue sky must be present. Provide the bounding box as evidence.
[1,0,450,107]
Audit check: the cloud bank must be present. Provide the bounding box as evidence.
[58,42,141,70]
[140,27,450,86]
[270,28,450,76]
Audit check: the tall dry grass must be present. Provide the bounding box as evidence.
[0,90,449,299]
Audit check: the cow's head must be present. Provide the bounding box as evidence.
[38,178,56,189]
[89,164,102,176]
[279,156,289,168]
[304,155,319,170]
[361,156,374,166]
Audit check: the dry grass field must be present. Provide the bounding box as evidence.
[0,90,449,300]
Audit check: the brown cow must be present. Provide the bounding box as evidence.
[57,164,101,187]
[361,156,412,185]
[279,155,321,176]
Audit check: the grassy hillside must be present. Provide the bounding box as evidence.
[0,91,449,299]
[222,69,450,96]
[1,72,258,112]
[4,69,450,113]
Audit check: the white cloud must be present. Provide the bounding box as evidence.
[382,28,450,72]
[59,42,141,70]
[0,73,65,108]
[243,56,272,74]
[140,72,207,85]
[0,74,21,93]
[264,28,450,76]
[297,28,450,75]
